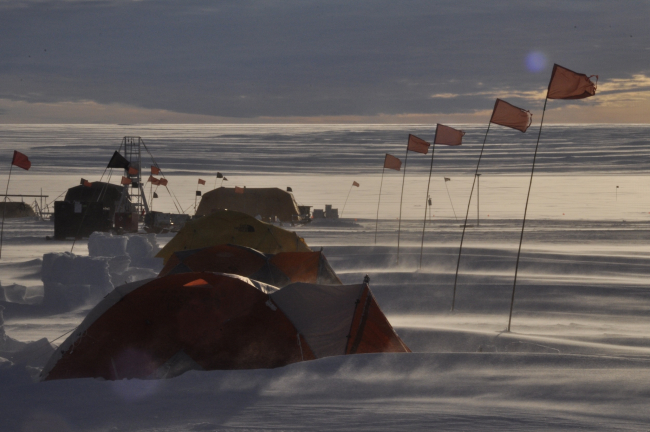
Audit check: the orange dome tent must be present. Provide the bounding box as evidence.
[41,272,409,381]
[158,244,342,287]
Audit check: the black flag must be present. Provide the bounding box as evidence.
[196,191,202,196]
[107,151,130,169]
[153,192,158,198]
[287,187,293,192]
[223,177,228,181]
[216,172,223,178]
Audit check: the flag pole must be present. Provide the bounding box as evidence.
[340,183,354,218]
[0,164,15,259]
[419,142,437,269]
[194,183,199,214]
[444,179,458,221]
[451,123,491,311]
[396,143,410,264]
[374,164,387,244]
[507,97,548,332]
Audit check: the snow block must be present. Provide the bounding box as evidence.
[0,283,27,304]
[41,252,114,311]
[88,232,128,257]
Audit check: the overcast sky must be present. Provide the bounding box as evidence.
[1,0,649,124]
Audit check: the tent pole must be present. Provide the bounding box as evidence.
[396,144,410,264]
[0,164,14,259]
[444,179,458,221]
[451,122,491,311]
[507,97,548,332]
[419,143,436,269]
[374,165,386,244]
[340,183,354,218]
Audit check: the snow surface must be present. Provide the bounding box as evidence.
[0,124,649,430]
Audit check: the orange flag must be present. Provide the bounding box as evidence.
[407,134,430,154]
[490,99,532,133]
[353,181,360,187]
[128,166,139,176]
[235,186,245,194]
[547,64,597,100]
[159,178,168,186]
[151,165,160,175]
[148,175,160,185]
[434,124,465,146]
[384,154,402,171]
[120,176,132,185]
[80,178,92,187]
[198,179,206,185]
[11,151,31,170]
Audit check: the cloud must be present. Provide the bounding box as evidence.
[0,1,649,122]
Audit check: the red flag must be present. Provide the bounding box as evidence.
[80,178,92,187]
[11,151,31,170]
[151,165,161,175]
[148,175,160,185]
[352,181,360,187]
[159,178,168,186]
[384,154,402,171]
[198,179,206,185]
[490,99,532,133]
[235,186,245,194]
[407,134,430,154]
[547,64,597,100]
[120,176,132,185]
[128,166,139,176]
[434,124,465,146]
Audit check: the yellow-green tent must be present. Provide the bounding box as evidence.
[156,210,311,263]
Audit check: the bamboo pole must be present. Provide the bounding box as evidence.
[0,164,14,259]
[507,97,548,332]
[451,123,491,311]
[374,165,387,244]
[340,183,355,218]
[396,144,410,264]
[419,143,437,269]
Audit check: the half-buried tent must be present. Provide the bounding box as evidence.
[41,272,409,381]
[196,187,300,222]
[156,210,311,263]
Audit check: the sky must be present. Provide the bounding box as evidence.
[1,0,649,124]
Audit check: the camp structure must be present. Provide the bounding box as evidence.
[0,202,36,218]
[158,244,342,287]
[156,210,311,263]
[53,182,133,240]
[196,187,307,223]
[41,272,409,381]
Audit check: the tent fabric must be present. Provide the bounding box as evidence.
[159,244,341,287]
[156,210,311,263]
[42,273,408,381]
[345,286,411,355]
[0,202,36,218]
[41,273,308,381]
[271,283,364,358]
[196,187,301,222]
